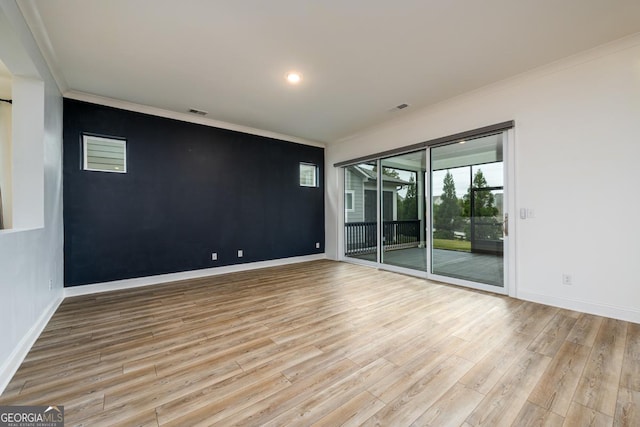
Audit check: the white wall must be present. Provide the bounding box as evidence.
[0,101,11,229]
[326,33,640,323]
[0,1,63,393]
[11,76,44,229]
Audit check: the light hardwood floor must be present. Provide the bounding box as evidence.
[1,260,639,426]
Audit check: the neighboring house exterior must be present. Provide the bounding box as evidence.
[344,166,418,254]
[345,166,408,223]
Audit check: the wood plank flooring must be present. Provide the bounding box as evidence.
[1,260,639,426]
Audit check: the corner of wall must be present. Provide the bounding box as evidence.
[0,293,62,395]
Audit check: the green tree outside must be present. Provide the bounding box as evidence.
[433,170,461,239]
[397,175,417,220]
[461,169,500,240]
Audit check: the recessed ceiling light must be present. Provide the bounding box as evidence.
[285,71,303,85]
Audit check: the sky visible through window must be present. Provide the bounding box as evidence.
[432,162,503,198]
[363,161,503,199]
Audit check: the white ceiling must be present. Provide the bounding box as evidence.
[22,0,640,144]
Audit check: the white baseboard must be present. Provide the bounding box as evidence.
[9,257,634,397]
[65,254,326,298]
[0,254,325,394]
[518,290,640,324]
[0,295,63,395]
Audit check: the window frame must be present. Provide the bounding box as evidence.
[345,190,355,212]
[82,134,127,173]
[299,162,318,187]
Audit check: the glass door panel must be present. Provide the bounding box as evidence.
[380,151,427,271]
[344,162,378,263]
[430,133,506,287]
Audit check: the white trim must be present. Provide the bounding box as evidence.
[16,0,69,93]
[334,32,640,146]
[378,261,428,279]
[428,272,508,295]
[299,162,319,187]
[341,256,640,323]
[0,226,44,235]
[425,131,510,294]
[340,131,512,294]
[0,295,63,395]
[506,128,517,298]
[375,161,381,264]
[64,91,325,148]
[426,148,432,275]
[64,254,326,298]
[0,254,324,392]
[340,255,379,269]
[342,256,505,296]
[82,135,127,173]
[518,290,640,324]
[336,168,345,257]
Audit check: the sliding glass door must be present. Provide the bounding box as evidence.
[344,162,378,263]
[380,151,427,271]
[342,129,509,292]
[429,132,506,288]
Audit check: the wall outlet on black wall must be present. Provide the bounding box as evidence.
[62,99,324,287]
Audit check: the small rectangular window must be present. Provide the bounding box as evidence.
[83,135,127,173]
[299,162,318,187]
[345,190,354,211]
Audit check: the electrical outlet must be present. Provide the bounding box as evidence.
[211,253,217,261]
[562,273,572,285]
[315,242,320,249]
[48,279,52,290]
[237,250,243,258]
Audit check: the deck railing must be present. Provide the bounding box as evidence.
[345,220,421,255]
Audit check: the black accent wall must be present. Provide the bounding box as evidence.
[63,99,324,287]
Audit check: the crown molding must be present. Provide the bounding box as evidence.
[334,31,640,146]
[16,0,69,93]
[64,90,325,148]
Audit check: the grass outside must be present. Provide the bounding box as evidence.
[433,238,471,252]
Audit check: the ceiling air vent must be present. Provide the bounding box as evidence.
[188,108,208,116]
[389,103,410,113]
